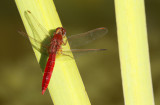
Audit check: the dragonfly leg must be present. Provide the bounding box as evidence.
[60,51,73,59]
[62,37,68,46]
[62,41,67,46]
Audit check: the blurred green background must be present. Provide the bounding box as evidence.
[0,0,160,105]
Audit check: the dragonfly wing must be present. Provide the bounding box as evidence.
[61,49,107,58]
[67,27,108,48]
[24,10,52,39]
[18,30,49,56]
[20,10,53,55]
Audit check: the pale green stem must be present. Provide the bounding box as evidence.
[15,0,91,105]
[114,0,155,105]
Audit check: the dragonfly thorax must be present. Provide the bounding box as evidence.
[48,34,63,54]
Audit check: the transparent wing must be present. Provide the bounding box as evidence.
[61,49,107,58]
[18,30,49,55]
[64,49,107,53]
[22,10,53,55]
[67,27,108,48]
[24,10,52,39]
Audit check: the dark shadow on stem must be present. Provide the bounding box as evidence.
[39,29,56,72]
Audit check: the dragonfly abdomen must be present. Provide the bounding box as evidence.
[42,53,56,95]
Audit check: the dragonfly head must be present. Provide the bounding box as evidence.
[56,27,66,37]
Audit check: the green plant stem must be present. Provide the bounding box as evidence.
[15,0,91,105]
[114,0,155,105]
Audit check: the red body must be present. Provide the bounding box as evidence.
[42,27,66,95]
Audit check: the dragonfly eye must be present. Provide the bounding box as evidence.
[62,28,66,36]
[56,27,66,36]
[56,27,62,34]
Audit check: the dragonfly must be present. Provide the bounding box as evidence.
[19,10,108,95]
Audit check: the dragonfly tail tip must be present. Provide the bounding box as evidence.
[42,89,46,95]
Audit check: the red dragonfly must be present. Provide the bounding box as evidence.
[19,11,108,95]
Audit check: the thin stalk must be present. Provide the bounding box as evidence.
[114,0,155,105]
[15,0,91,105]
